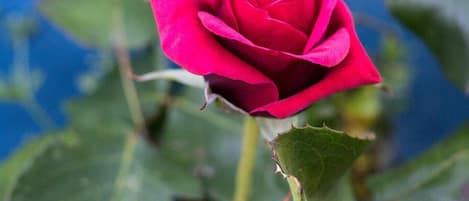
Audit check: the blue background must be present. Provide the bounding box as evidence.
[0,0,468,162]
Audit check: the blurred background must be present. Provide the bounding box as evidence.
[1,0,467,163]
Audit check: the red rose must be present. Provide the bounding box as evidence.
[150,0,381,118]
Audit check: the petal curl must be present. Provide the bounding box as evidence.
[304,0,338,52]
[150,0,279,110]
[287,28,350,67]
[199,11,326,98]
[260,0,318,34]
[251,1,382,118]
[199,11,348,68]
[232,0,308,53]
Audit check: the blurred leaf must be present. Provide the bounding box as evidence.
[0,63,288,200]
[39,0,156,48]
[0,134,57,200]
[379,36,410,97]
[305,100,339,128]
[159,95,288,201]
[336,87,381,129]
[305,87,382,139]
[368,123,469,201]
[387,0,469,93]
[272,126,371,201]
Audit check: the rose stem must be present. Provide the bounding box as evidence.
[286,177,302,201]
[233,117,260,201]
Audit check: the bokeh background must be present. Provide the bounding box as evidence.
[0,0,468,164]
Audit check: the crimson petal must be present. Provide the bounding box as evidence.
[151,0,279,111]
[251,1,382,118]
[304,0,338,52]
[287,28,350,67]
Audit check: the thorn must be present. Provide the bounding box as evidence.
[380,85,394,96]
[200,101,208,111]
[274,163,288,178]
[274,164,283,174]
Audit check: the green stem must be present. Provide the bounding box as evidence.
[233,117,260,201]
[287,177,303,201]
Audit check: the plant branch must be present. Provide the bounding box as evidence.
[109,1,147,201]
[112,1,147,134]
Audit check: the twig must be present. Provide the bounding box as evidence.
[112,3,147,135]
[109,1,148,201]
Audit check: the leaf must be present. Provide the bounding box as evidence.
[386,0,469,93]
[368,123,469,201]
[0,55,288,200]
[272,126,372,201]
[0,134,57,200]
[39,0,156,48]
[1,66,193,200]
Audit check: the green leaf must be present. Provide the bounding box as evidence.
[160,97,289,201]
[1,66,191,200]
[368,123,469,201]
[386,0,469,93]
[39,0,156,48]
[0,134,57,200]
[272,126,372,201]
[0,53,288,200]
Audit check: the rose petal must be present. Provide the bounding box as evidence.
[198,11,255,46]
[232,0,308,53]
[199,11,348,68]
[213,0,239,30]
[261,0,318,34]
[286,28,350,67]
[205,74,279,111]
[198,11,294,74]
[150,0,279,110]
[198,11,325,98]
[251,1,382,118]
[304,0,338,52]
